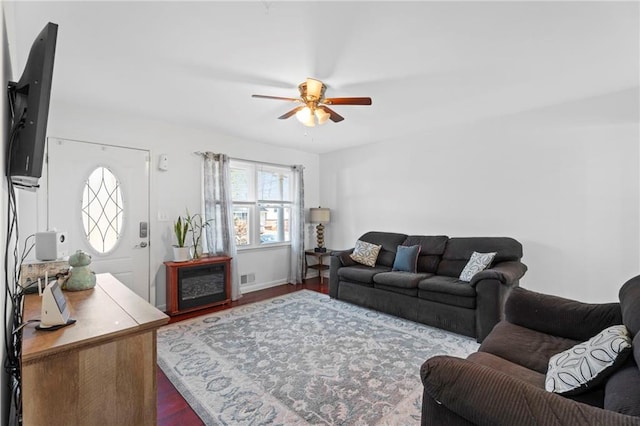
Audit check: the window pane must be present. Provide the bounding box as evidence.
[231,167,251,201]
[259,205,290,244]
[81,166,124,253]
[233,207,250,246]
[258,169,290,201]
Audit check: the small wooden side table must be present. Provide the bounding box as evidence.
[304,249,332,284]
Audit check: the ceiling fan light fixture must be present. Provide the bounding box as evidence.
[306,78,324,100]
[315,108,330,125]
[296,106,315,127]
[252,78,371,125]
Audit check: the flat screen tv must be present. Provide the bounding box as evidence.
[6,22,58,190]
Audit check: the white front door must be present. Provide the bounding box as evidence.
[46,138,151,301]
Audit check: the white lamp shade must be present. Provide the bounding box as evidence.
[315,108,330,124]
[306,78,324,99]
[310,207,330,223]
[296,106,316,127]
[296,106,311,122]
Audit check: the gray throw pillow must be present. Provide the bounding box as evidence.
[350,240,382,267]
[545,324,632,395]
[459,251,496,282]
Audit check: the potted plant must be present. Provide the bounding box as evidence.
[172,216,191,261]
[185,210,213,259]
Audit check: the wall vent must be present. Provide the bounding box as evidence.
[240,273,256,285]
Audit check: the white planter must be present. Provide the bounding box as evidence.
[172,246,191,262]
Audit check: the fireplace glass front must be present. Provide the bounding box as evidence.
[177,262,228,311]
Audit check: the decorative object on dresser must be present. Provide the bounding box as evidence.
[310,206,330,252]
[63,249,96,291]
[164,255,232,316]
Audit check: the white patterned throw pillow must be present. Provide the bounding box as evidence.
[459,251,496,282]
[350,240,382,267]
[545,325,632,395]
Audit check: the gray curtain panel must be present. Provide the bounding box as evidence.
[202,152,241,301]
[288,165,305,284]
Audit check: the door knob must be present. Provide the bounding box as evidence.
[138,242,148,248]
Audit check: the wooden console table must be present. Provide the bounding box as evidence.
[21,273,169,426]
[164,255,232,316]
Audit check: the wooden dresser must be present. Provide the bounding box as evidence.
[21,273,169,426]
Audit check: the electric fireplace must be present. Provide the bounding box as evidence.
[164,255,231,316]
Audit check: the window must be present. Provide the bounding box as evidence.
[230,161,292,248]
[81,166,124,254]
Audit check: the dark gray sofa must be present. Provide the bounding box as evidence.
[420,275,640,425]
[329,231,527,342]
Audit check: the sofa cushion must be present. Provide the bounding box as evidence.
[619,275,640,337]
[479,321,580,374]
[604,358,640,417]
[350,240,382,267]
[374,284,419,297]
[467,351,545,388]
[337,265,391,284]
[403,235,448,273]
[403,235,449,255]
[635,333,640,381]
[392,245,420,272]
[459,251,496,282]
[374,271,431,288]
[418,276,477,309]
[358,231,408,267]
[505,287,623,342]
[545,325,632,395]
[437,237,522,277]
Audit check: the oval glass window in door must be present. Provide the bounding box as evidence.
[81,166,124,253]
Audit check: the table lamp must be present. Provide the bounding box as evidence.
[310,207,331,252]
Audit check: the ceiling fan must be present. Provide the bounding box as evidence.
[252,78,372,127]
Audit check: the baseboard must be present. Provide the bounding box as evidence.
[241,279,288,293]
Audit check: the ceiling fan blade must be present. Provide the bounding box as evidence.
[278,106,305,120]
[319,106,344,123]
[324,97,372,106]
[252,94,301,102]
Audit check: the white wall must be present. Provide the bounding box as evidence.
[320,92,639,303]
[17,100,320,308]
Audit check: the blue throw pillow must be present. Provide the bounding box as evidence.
[392,245,421,273]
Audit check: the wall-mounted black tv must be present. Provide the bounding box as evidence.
[6,22,58,190]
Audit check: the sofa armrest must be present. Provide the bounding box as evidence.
[421,355,637,426]
[471,261,527,342]
[330,249,356,267]
[505,287,622,342]
[329,249,354,299]
[470,261,527,287]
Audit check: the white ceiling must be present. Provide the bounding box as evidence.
[6,1,639,154]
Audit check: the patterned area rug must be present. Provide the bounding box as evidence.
[157,290,479,425]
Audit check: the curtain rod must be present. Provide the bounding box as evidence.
[193,151,299,170]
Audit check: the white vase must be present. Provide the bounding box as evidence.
[172,246,191,262]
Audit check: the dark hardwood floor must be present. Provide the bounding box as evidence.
[157,277,328,426]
